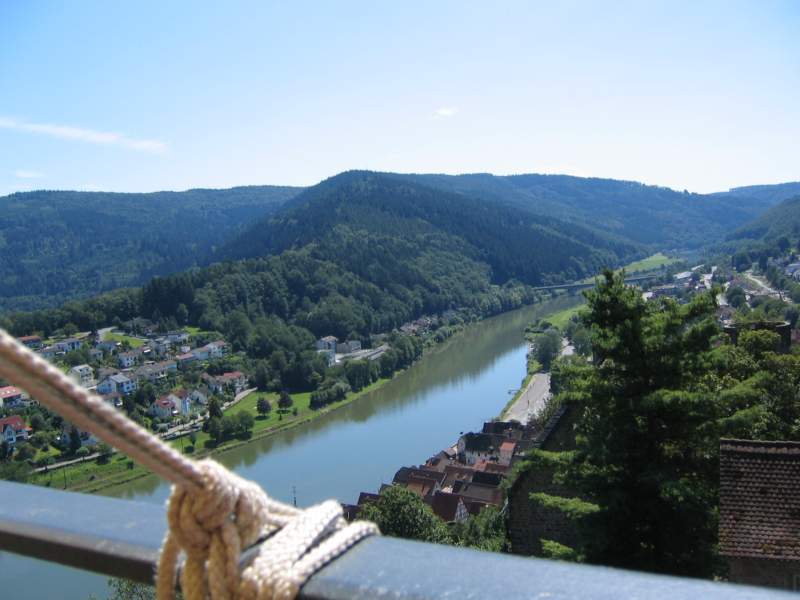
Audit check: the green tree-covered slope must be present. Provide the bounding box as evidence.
[727,195,800,242]
[398,173,783,248]
[223,171,642,286]
[0,185,302,311]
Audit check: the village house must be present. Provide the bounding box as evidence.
[177,352,197,367]
[189,387,210,406]
[68,364,95,388]
[720,439,800,591]
[88,347,104,362]
[134,360,177,384]
[0,415,30,445]
[97,373,137,396]
[219,371,247,394]
[166,331,190,344]
[60,421,97,447]
[149,337,172,357]
[192,340,227,361]
[55,338,82,353]
[118,351,140,369]
[429,491,470,524]
[39,345,59,360]
[18,335,42,349]
[95,340,120,354]
[0,386,29,409]
[316,336,338,352]
[499,440,517,466]
[337,340,362,354]
[151,395,178,419]
[458,432,498,465]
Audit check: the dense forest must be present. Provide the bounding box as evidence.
[397,173,794,249]
[3,171,798,314]
[0,185,301,311]
[726,195,800,243]
[223,171,641,285]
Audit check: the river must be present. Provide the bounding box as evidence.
[0,295,581,599]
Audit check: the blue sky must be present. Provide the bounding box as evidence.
[1,1,798,195]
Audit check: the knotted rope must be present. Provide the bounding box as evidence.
[0,330,378,600]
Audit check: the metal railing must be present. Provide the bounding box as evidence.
[0,480,794,599]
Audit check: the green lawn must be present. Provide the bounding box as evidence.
[576,253,680,284]
[32,380,391,493]
[622,252,680,274]
[547,304,585,330]
[105,332,145,348]
[185,326,215,337]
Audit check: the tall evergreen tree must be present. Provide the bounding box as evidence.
[556,270,721,576]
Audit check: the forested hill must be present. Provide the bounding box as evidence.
[726,195,800,243]
[718,182,800,205]
[0,185,302,311]
[395,173,781,249]
[223,171,642,286]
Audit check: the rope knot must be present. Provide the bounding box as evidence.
[157,459,379,600]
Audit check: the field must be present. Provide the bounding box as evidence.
[623,252,681,274]
[32,379,390,493]
[547,304,585,330]
[104,332,146,348]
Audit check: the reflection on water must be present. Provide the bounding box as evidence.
[1,295,581,598]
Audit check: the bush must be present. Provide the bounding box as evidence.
[76,446,90,458]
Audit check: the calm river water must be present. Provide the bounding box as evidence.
[0,295,581,599]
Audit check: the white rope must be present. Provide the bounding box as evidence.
[0,329,379,599]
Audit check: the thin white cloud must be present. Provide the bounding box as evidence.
[433,106,459,119]
[0,117,166,154]
[14,169,45,179]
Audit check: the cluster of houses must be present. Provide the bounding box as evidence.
[644,265,715,302]
[347,420,536,524]
[398,311,456,336]
[314,336,389,366]
[2,328,250,450]
[0,387,33,447]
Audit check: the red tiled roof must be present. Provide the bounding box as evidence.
[719,439,800,561]
[0,386,23,399]
[0,415,26,431]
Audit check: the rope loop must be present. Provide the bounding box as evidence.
[158,460,379,600]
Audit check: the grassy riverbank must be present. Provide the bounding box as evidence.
[28,296,566,494]
[31,378,391,493]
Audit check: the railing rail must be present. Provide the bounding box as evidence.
[0,481,794,599]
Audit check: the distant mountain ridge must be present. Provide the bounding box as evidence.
[2,172,799,313]
[222,171,642,286]
[393,173,784,249]
[0,185,302,311]
[727,194,800,242]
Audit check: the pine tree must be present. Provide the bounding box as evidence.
[556,270,721,576]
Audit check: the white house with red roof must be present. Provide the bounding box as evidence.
[0,415,30,445]
[0,386,29,409]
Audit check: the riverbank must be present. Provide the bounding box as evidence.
[31,376,395,493]
[29,302,534,493]
[26,290,590,495]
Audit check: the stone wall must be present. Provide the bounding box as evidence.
[728,557,800,591]
[507,403,581,556]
